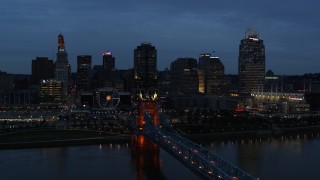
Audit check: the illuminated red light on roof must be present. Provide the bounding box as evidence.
[235,108,244,112]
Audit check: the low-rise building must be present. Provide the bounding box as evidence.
[39,80,62,107]
[249,91,310,114]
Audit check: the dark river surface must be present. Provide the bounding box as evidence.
[1,133,320,180]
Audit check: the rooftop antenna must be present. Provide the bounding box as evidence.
[211,51,215,56]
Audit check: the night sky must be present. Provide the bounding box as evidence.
[0,0,319,75]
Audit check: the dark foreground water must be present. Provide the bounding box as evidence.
[0,143,199,180]
[1,133,320,180]
[203,133,320,180]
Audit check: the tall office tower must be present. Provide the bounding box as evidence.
[77,55,92,92]
[238,28,265,95]
[198,53,225,94]
[171,58,199,94]
[102,52,115,71]
[133,42,158,100]
[31,57,54,85]
[55,34,70,97]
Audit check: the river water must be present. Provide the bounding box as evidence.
[0,143,198,180]
[1,133,320,180]
[202,133,320,180]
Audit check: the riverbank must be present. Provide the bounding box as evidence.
[180,125,320,142]
[0,129,131,149]
[2,124,320,150]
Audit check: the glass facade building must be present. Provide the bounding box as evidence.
[238,29,265,95]
[77,55,92,92]
[133,43,158,100]
[102,52,115,71]
[198,54,225,94]
[170,58,199,94]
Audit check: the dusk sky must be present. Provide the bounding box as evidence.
[0,0,319,75]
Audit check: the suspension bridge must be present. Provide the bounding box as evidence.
[131,100,257,180]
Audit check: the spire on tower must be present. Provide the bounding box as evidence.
[58,34,64,46]
[58,34,66,52]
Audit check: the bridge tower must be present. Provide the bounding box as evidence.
[132,99,161,180]
[136,100,159,130]
[132,102,161,179]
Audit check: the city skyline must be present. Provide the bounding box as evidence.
[0,0,320,75]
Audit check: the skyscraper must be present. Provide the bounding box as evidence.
[238,29,265,95]
[198,53,225,94]
[77,55,92,92]
[31,57,54,85]
[171,58,199,94]
[55,34,70,97]
[134,42,157,100]
[102,52,115,71]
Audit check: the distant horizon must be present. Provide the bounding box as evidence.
[2,66,320,77]
[1,1,320,75]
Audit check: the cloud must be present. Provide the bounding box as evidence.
[0,0,320,74]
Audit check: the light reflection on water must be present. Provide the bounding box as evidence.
[0,143,199,180]
[202,133,320,180]
[1,133,320,180]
